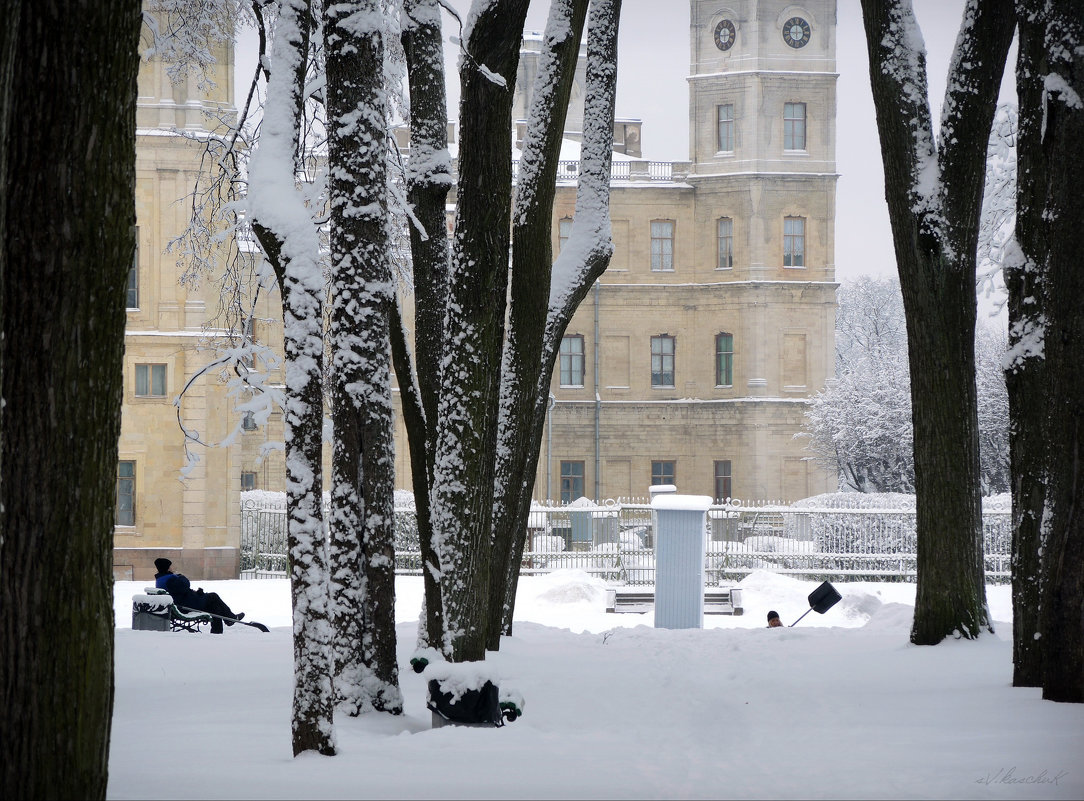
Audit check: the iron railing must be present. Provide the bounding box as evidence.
[241,496,1012,584]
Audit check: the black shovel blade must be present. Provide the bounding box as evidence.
[808,581,842,614]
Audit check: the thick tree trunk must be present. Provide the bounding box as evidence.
[490,0,622,646]
[0,2,140,798]
[399,0,452,654]
[1006,1,1048,688]
[1015,0,1084,703]
[325,0,402,715]
[431,0,531,663]
[859,0,1014,644]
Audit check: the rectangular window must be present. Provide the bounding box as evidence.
[651,460,676,486]
[716,217,733,270]
[241,471,257,491]
[784,102,807,150]
[242,411,257,431]
[127,226,139,309]
[559,335,585,387]
[135,363,167,397]
[558,217,573,252]
[650,220,674,271]
[560,461,585,504]
[117,461,135,526]
[651,335,675,387]
[714,460,732,502]
[715,332,734,386]
[716,104,734,152]
[783,217,805,267]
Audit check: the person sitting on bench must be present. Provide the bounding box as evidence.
[154,558,245,634]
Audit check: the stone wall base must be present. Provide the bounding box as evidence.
[113,547,239,582]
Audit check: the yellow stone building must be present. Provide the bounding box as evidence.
[116,0,837,580]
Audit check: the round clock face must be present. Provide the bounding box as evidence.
[782,16,811,48]
[714,19,736,51]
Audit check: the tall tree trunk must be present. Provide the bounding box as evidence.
[325,0,402,715]
[1006,0,1047,688]
[430,0,531,663]
[0,1,139,797]
[1015,0,1084,703]
[249,0,336,756]
[859,0,1014,644]
[398,0,451,655]
[490,0,622,647]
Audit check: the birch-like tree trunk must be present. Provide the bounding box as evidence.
[489,0,622,645]
[249,0,336,755]
[859,0,1014,644]
[325,0,402,715]
[0,2,139,798]
[1013,0,1084,703]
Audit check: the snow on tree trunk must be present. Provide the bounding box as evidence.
[489,0,622,645]
[429,0,531,663]
[248,0,336,756]
[397,0,453,655]
[324,0,402,716]
[859,0,1014,644]
[1,2,139,796]
[1014,0,1084,704]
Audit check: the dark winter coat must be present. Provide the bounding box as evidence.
[163,573,207,611]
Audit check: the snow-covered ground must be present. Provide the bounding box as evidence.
[108,570,1083,800]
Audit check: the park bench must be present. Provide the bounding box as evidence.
[131,587,213,633]
[605,586,743,615]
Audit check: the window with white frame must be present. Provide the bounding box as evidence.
[127,226,139,309]
[651,335,675,387]
[784,102,807,150]
[713,460,732,502]
[715,332,734,386]
[117,461,135,526]
[559,335,585,387]
[716,104,734,152]
[651,460,676,486]
[650,220,674,271]
[558,217,573,252]
[560,461,585,504]
[783,217,805,267]
[135,363,167,397]
[717,217,733,270]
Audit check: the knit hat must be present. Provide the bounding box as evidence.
[154,558,172,574]
[767,610,780,622]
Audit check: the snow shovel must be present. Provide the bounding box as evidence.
[788,581,842,627]
[180,606,270,633]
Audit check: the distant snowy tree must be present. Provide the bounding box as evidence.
[1011,0,1084,703]
[803,277,1009,495]
[859,0,1014,645]
[1,1,140,798]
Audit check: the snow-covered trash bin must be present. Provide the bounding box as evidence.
[131,592,171,631]
[423,660,522,729]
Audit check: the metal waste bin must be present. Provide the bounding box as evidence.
[652,493,712,629]
[132,593,171,631]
